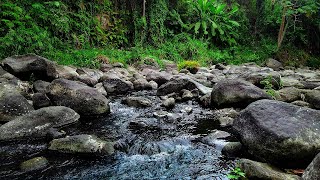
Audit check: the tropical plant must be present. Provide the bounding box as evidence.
[227,167,246,179]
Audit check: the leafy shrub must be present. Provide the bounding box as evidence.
[227,167,246,179]
[177,60,200,71]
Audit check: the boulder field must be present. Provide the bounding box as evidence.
[1,55,320,178]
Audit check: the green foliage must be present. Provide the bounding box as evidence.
[172,0,241,45]
[177,60,200,71]
[260,75,282,99]
[227,167,246,180]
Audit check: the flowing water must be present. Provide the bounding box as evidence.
[0,91,235,180]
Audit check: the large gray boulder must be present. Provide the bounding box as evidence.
[233,99,320,167]
[49,134,114,155]
[0,88,34,122]
[265,58,283,71]
[238,159,301,180]
[211,79,271,108]
[0,106,79,141]
[157,76,211,96]
[102,76,134,95]
[1,54,57,81]
[145,70,172,86]
[302,153,320,180]
[305,90,320,109]
[47,79,110,115]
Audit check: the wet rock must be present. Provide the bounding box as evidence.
[146,70,172,86]
[233,99,320,167]
[75,68,103,86]
[162,98,175,109]
[181,89,193,101]
[277,87,302,102]
[302,153,320,180]
[47,79,110,115]
[32,93,51,109]
[153,110,169,118]
[49,134,114,155]
[123,96,152,108]
[128,118,160,132]
[238,159,301,180]
[102,77,134,95]
[0,88,34,122]
[20,157,49,172]
[182,106,193,114]
[33,80,50,93]
[200,130,231,147]
[305,90,320,109]
[0,106,79,141]
[291,100,311,108]
[133,78,152,91]
[211,79,271,108]
[221,142,242,157]
[266,58,283,71]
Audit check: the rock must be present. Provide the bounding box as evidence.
[162,98,175,109]
[0,66,18,82]
[149,80,158,89]
[281,77,304,88]
[221,142,243,157]
[1,54,58,81]
[238,159,301,180]
[291,100,311,108]
[128,118,160,132]
[94,82,107,96]
[302,153,320,180]
[0,88,34,122]
[305,90,320,109]
[241,72,282,89]
[233,99,320,167]
[199,93,211,108]
[123,96,152,108]
[157,76,211,96]
[32,93,51,109]
[0,106,79,141]
[20,157,49,172]
[277,87,302,102]
[53,65,79,80]
[133,78,152,91]
[181,89,193,101]
[182,106,193,114]
[200,130,231,147]
[49,134,114,155]
[102,77,134,95]
[266,58,283,71]
[33,80,50,93]
[100,64,113,72]
[112,62,124,68]
[146,70,172,86]
[213,108,239,127]
[47,79,110,115]
[215,63,227,70]
[75,68,103,86]
[211,79,271,108]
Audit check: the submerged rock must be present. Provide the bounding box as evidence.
[20,157,49,172]
[238,159,301,180]
[49,134,114,155]
[211,79,271,108]
[47,78,110,115]
[0,106,79,141]
[233,99,320,167]
[302,153,320,180]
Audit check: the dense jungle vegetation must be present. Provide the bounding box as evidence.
[0,0,319,68]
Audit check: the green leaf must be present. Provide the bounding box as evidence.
[229,20,240,27]
[202,21,208,35]
[53,1,60,7]
[216,4,226,14]
[194,22,201,34]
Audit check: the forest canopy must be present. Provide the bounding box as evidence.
[0,0,319,68]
